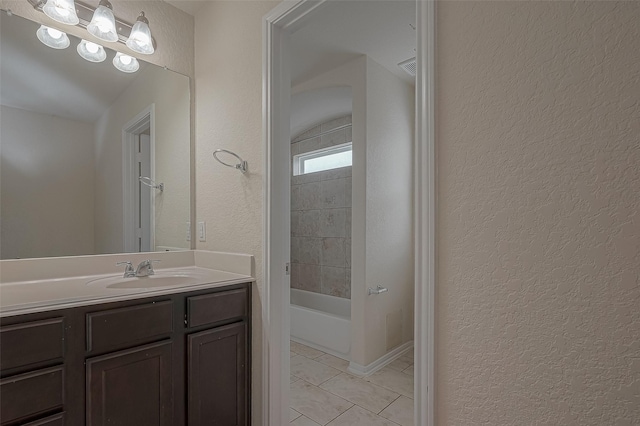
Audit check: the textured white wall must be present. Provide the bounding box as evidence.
[436,1,640,424]
[364,57,414,364]
[93,65,190,254]
[194,2,278,424]
[1,105,95,259]
[0,0,194,78]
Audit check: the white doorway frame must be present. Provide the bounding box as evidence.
[262,0,435,425]
[122,104,157,253]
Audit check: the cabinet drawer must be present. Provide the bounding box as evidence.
[0,366,64,424]
[24,413,65,426]
[187,287,248,328]
[86,301,173,354]
[0,318,64,372]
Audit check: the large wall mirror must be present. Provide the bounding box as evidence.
[0,11,191,259]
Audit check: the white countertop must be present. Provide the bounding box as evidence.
[0,251,254,317]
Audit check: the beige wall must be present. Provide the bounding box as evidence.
[364,57,414,364]
[1,105,95,259]
[194,2,278,424]
[436,1,640,424]
[93,65,190,254]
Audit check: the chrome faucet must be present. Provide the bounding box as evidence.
[116,261,136,278]
[134,260,160,277]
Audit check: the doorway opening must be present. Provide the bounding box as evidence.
[122,104,156,253]
[263,0,434,425]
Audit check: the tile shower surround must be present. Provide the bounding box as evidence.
[291,116,352,299]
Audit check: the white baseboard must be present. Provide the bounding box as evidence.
[347,341,413,377]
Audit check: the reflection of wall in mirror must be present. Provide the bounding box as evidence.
[93,65,190,254]
[1,105,95,259]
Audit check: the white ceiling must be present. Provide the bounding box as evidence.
[0,12,147,123]
[290,0,416,86]
[165,0,207,17]
[290,87,352,139]
[289,0,416,137]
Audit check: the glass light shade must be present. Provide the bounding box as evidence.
[77,39,106,62]
[113,52,139,73]
[126,13,154,55]
[36,25,70,49]
[42,0,79,25]
[87,1,118,42]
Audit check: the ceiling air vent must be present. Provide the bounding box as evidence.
[398,57,417,77]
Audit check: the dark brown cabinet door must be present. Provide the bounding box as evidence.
[86,341,173,426]
[188,322,247,426]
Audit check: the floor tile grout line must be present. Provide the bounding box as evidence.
[376,394,402,415]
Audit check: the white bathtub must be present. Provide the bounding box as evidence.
[290,288,351,360]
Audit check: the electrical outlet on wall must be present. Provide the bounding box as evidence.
[198,221,206,242]
[186,222,191,241]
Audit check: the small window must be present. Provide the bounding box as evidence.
[293,143,352,176]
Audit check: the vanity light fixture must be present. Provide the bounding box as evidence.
[87,0,118,42]
[28,0,157,53]
[42,0,79,25]
[113,52,139,73]
[77,39,106,62]
[126,12,154,55]
[36,25,70,49]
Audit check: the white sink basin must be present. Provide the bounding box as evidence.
[87,270,213,289]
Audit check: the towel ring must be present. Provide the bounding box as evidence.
[139,176,164,192]
[213,149,248,173]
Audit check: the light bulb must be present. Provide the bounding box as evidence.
[47,27,63,39]
[77,39,106,62]
[113,52,139,73]
[95,18,112,33]
[85,42,99,53]
[36,25,70,49]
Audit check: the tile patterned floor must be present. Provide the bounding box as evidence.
[289,342,414,426]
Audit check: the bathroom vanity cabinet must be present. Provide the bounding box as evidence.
[0,282,251,426]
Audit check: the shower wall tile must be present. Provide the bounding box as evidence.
[291,262,300,289]
[321,115,352,132]
[323,166,352,181]
[293,125,322,143]
[321,128,349,147]
[299,237,322,265]
[298,264,321,293]
[296,137,328,157]
[345,239,352,268]
[322,238,346,267]
[291,115,353,300]
[293,171,322,185]
[291,237,301,264]
[321,178,349,208]
[291,210,301,237]
[320,209,347,238]
[299,182,323,210]
[299,210,321,237]
[321,266,348,298]
[345,270,351,298]
[291,185,302,211]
